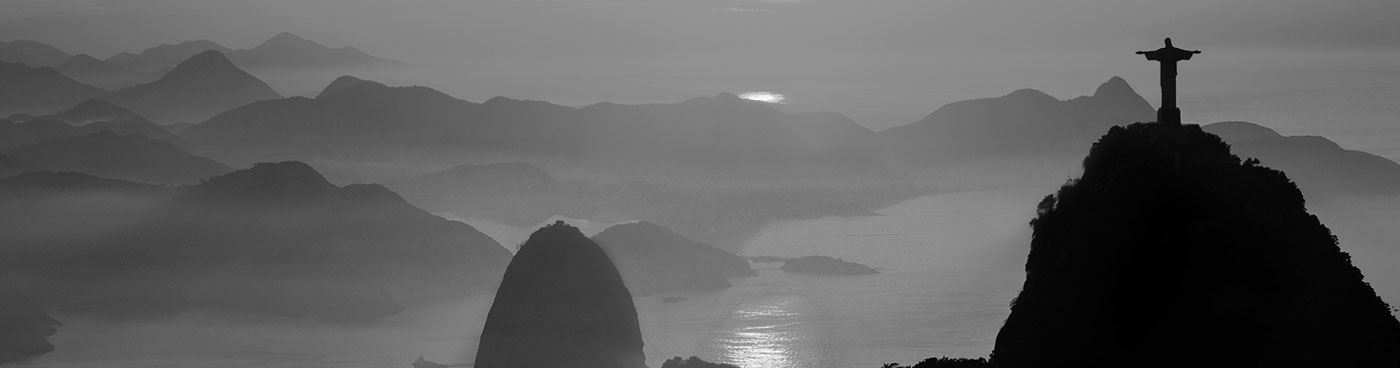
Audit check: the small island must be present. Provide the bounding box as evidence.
[779,256,878,275]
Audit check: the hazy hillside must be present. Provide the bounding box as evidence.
[0,117,189,149]
[4,162,512,321]
[0,171,174,259]
[3,131,232,185]
[592,221,755,294]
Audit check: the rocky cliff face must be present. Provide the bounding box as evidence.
[991,123,1400,367]
[475,221,646,368]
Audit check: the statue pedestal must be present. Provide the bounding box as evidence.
[1157,107,1182,126]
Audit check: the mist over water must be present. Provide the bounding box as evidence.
[12,189,1036,368]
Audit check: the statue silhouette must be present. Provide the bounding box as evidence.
[1137,38,1200,125]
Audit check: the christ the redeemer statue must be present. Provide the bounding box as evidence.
[1137,38,1200,126]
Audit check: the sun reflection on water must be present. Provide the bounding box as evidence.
[716,294,821,368]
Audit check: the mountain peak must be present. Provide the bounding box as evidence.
[477,219,646,368]
[1006,88,1055,99]
[268,32,308,43]
[167,50,239,75]
[253,32,327,52]
[316,75,369,99]
[525,220,589,249]
[1093,76,1137,99]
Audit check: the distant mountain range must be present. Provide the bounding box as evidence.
[883,76,1155,163]
[104,32,402,73]
[184,75,1148,176]
[1204,121,1400,197]
[0,33,396,116]
[186,75,886,170]
[2,131,232,185]
[105,50,283,124]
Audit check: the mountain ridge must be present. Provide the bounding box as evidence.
[106,50,283,124]
[105,33,401,72]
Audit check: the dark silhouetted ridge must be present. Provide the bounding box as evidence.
[476,221,646,368]
[989,123,1400,367]
[662,357,740,368]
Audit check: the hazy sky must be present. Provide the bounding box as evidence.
[4,0,1398,60]
[4,0,1400,131]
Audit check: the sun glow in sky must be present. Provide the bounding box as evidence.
[739,92,786,104]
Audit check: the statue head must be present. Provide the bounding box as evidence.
[1165,37,1174,47]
